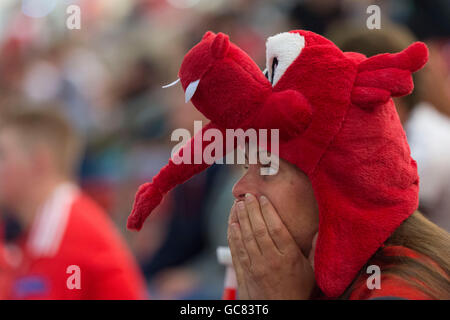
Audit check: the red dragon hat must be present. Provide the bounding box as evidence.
[127,30,428,298]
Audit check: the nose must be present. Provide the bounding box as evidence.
[232,171,260,201]
[232,181,246,201]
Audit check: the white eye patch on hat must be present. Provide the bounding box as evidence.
[266,32,305,87]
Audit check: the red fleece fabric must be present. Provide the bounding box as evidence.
[348,246,447,300]
[127,30,428,298]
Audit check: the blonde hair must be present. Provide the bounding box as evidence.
[0,109,82,178]
[340,211,450,299]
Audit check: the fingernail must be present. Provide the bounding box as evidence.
[259,195,268,205]
[245,193,253,202]
[237,201,245,211]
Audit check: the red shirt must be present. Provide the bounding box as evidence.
[0,183,147,299]
[348,245,447,300]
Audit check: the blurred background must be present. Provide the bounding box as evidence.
[0,0,449,299]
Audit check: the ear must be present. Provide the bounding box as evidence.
[210,33,230,59]
[352,42,428,110]
[255,90,312,141]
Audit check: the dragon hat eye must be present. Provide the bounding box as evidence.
[265,32,305,86]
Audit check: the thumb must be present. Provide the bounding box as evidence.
[308,232,318,271]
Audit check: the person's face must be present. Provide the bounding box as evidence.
[232,157,319,255]
[0,128,34,208]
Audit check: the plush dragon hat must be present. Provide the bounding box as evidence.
[128,30,428,297]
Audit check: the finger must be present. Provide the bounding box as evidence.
[227,222,249,298]
[244,193,277,255]
[236,200,262,257]
[229,221,252,269]
[259,195,297,254]
[229,200,239,225]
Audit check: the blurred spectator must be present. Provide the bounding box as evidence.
[0,109,147,299]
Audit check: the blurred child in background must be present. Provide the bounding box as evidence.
[0,109,146,299]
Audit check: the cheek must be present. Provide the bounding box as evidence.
[268,175,319,249]
[0,159,30,202]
